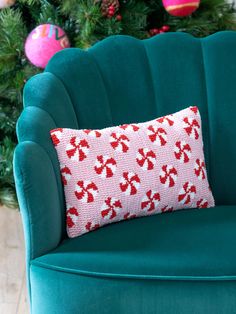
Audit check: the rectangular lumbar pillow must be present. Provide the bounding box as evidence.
[51,106,215,238]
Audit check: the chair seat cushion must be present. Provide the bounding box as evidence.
[32,205,236,280]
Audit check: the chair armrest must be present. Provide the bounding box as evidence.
[14,141,64,260]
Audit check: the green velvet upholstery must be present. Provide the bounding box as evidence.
[33,205,236,279]
[14,31,236,314]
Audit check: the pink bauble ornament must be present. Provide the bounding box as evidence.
[162,0,200,17]
[0,0,15,9]
[25,24,70,68]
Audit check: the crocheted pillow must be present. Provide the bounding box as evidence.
[51,106,215,238]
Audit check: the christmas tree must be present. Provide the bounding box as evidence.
[0,0,235,208]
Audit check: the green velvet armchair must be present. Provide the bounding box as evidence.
[14,31,236,314]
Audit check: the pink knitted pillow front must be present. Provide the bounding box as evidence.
[51,106,215,238]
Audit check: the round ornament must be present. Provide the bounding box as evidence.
[162,0,200,17]
[0,0,15,9]
[25,24,70,68]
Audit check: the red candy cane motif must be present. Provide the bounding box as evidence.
[196,199,208,208]
[136,148,156,171]
[178,182,196,205]
[190,106,200,116]
[119,124,140,131]
[183,117,200,140]
[101,197,122,220]
[110,132,130,153]
[85,221,100,231]
[60,165,71,185]
[174,141,192,163]
[66,136,89,161]
[94,155,117,178]
[147,125,167,146]
[50,128,63,146]
[66,206,79,228]
[161,205,173,213]
[194,159,206,180]
[83,129,102,138]
[141,190,160,212]
[75,180,98,203]
[159,165,177,188]
[156,115,174,126]
[120,172,140,195]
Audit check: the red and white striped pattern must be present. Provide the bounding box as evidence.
[50,128,63,146]
[85,221,100,231]
[60,165,71,185]
[75,180,98,203]
[66,206,79,228]
[156,115,174,126]
[196,198,208,208]
[190,106,200,116]
[84,129,102,138]
[159,165,177,188]
[194,158,206,180]
[136,148,156,171]
[94,155,117,178]
[161,205,173,213]
[110,132,130,153]
[119,123,139,132]
[66,136,89,161]
[178,182,196,205]
[101,197,122,220]
[120,172,140,195]
[183,117,200,140]
[123,212,137,220]
[174,140,191,163]
[141,190,160,212]
[147,125,167,146]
